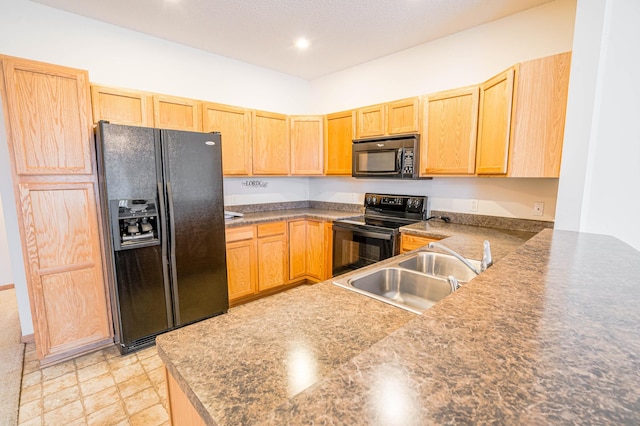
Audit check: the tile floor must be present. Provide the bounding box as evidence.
[18,343,169,425]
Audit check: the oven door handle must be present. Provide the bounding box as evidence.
[333,226,395,241]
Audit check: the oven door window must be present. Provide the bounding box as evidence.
[332,227,395,276]
[356,150,400,173]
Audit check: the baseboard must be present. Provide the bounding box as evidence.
[21,334,34,344]
[0,283,15,291]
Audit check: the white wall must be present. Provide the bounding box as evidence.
[556,0,640,251]
[0,194,13,286]
[224,177,310,206]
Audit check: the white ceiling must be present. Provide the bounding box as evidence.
[31,0,554,80]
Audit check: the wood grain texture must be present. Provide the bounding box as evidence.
[509,52,571,177]
[257,221,286,238]
[202,102,252,175]
[257,234,287,291]
[387,97,421,135]
[153,94,201,131]
[324,222,333,280]
[356,104,386,138]
[288,220,307,281]
[290,116,323,175]
[422,87,479,175]
[400,234,441,253]
[305,220,325,281]
[90,85,151,126]
[225,225,256,243]
[2,56,92,175]
[226,238,258,301]
[251,110,289,175]
[476,67,515,175]
[324,110,354,175]
[166,367,208,426]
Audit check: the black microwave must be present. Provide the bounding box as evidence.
[352,134,420,179]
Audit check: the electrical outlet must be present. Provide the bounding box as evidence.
[533,202,544,216]
[470,199,479,212]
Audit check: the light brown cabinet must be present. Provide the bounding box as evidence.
[400,233,441,253]
[202,102,252,175]
[225,226,258,302]
[421,87,479,175]
[252,110,289,175]
[90,85,153,127]
[288,219,329,283]
[0,55,112,363]
[256,221,288,291]
[290,116,323,175]
[356,104,386,138]
[152,94,201,131]
[324,110,354,175]
[387,97,421,135]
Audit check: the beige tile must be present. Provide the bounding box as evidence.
[86,402,127,426]
[140,354,163,372]
[20,383,42,404]
[43,400,84,425]
[129,404,169,426]
[146,366,165,386]
[112,362,145,384]
[74,350,106,370]
[77,361,110,383]
[123,387,160,416]
[42,371,78,396]
[23,359,41,375]
[117,374,153,399]
[22,370,42,389]
[83,385,119,414]
[135,346,157,361]
[101,345,121,360]
[18,415,42,426]
[79,372,115,397]
[18,398,42,423]
[43,384,80,412]
[41,360,76,381]
[65,418,89,426]
[106,353,139,369]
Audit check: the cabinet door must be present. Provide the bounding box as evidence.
[257,234,287,291]
[153,94,200,131]
[19,182,112,361]
[252,110,289,175]
[324,222,333,279]
[306,220,325,281]
[387,97,420,135]
[324,110,354,175]
[91,85,153,127]
[290,116,323,175]
[356,104,386,138]
[226,239,258,302]
[476,68,515,175]
[202,102,252,175]
[288,220,307,281]
[422,87,479,175]
[400,234,440,253]
[509,52,571,177]
[1,56,93,175]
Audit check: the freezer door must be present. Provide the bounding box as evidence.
[162,129,229,326]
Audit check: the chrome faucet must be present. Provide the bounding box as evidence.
[427,240,493,275]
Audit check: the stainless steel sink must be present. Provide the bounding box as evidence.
[336,267,452,314]
[398,252,482,283]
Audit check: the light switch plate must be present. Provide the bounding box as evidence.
[533,202,544,216]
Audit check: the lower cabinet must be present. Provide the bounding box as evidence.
[400,233,441,253]
[288,219,330,283]
[256,222,288,291]
[225,226,258,302]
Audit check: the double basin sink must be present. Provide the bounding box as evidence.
[333,251,482,314]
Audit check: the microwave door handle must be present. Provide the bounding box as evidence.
[397,148,403,172]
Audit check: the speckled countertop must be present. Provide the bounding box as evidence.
[223,208,361,227]
[157,226,640,424]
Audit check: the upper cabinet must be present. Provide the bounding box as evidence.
[324,110,354,175]
[252,110,289,175]
[387,97,421,135]
[91,85,153,127]
[1,56,94,176]
[508,52,571,177]
[356,104,386,138]
[202,102,252,175]
[421,87,479,175]
[290,116,323,175]
[153,94,201,131]
[476,68,515,175]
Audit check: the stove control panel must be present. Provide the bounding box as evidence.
[363,193,429,218]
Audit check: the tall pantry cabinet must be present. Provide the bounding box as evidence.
[0,56,112,364]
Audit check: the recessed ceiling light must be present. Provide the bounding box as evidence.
[295,37,310,50]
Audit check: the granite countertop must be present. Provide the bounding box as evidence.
[224,208,361,227]
[157,227,640,424]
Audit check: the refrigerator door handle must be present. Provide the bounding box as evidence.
[166,181,181,325]
[157,182,175,329]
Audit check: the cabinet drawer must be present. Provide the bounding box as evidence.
[401,234,441,253]
[226,225,256,243]
[257,221,286,237]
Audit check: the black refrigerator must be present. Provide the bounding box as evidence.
[95,121,228,354]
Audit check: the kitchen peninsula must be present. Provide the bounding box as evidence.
[156,226,640,425]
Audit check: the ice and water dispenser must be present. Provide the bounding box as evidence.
[110,199,160,251]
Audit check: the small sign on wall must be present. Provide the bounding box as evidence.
[241,180,268,188]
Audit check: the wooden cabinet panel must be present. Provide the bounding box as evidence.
[324,110,354,175]
[400,234,441,253]
[19,182,111,360]
[153,94,200,131]
[476,68,515,175]
[324,222,333,279]
[90,85,152,127]
[226,238,258,301]
[166,367,208,426]
[306,220,325,281]
[257,221,286,237]
[1,56,93,175]
[422,87,479,175]
[252,110,289,175]
[388,97,420,135]
[290,116,323,175]
[356,104,386,138]
[509,52,571,177]
[257,234,287,291]
[288,220,307,281]
[202,102,252,175]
